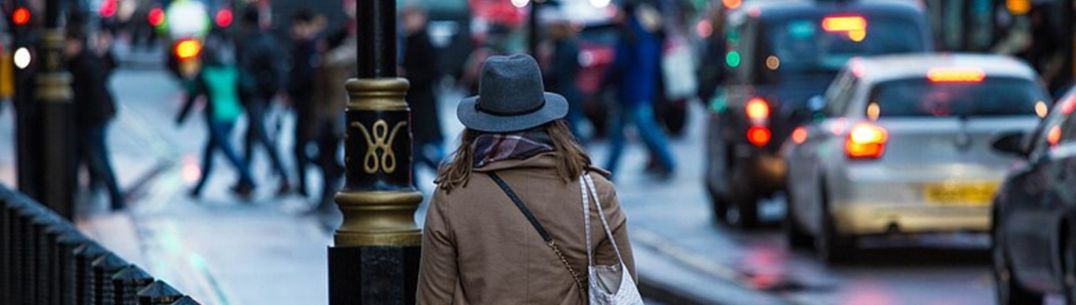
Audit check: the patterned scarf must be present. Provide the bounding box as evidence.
[472,128,555,168]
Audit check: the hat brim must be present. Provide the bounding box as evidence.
[457,92,569,133]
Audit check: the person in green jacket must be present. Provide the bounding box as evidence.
[176,30,257,199]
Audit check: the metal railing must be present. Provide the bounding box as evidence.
[0,185,198,305]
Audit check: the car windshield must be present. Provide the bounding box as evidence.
[868,77,1047,118]
[763,16,925,74]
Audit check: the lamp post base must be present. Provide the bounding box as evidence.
[328,245,420,305]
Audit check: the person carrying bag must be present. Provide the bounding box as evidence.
[417,54,640,305]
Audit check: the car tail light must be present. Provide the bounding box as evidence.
[12,7,31,26]
[746,97,769,123]
[747,126,772,147]
[1062,96,1076,115]
[791,126,808,144]
[845,123,888,159]
[1048,126,1062,147]
[174,39,202,61]
[927,68,985,83]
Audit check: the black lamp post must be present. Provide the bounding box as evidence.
[329,0,422,304]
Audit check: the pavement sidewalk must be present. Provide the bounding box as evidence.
[0,63,786,304]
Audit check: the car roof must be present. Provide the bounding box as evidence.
[853,53,1039,84]
[740,0,924,19]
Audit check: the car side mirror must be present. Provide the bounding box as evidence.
[991,131,1028,159]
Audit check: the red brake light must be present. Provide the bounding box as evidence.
[12,7,31,26]
[215,9,233,28]
[148,8,165,27]
[747,126,772,147]
[1062,96,1076,115]
[99,0,117,18]
[791,127,808,144]
[746,97,770,122]
[174,39,202,61]
[845,123,888,159]
[927,68,985,83]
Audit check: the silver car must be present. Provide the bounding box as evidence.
[782,54,1049,263]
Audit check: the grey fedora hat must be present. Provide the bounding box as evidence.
[457,54,568,133]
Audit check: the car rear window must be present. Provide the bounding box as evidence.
[762,16,926,75]
[867,77,1048,118]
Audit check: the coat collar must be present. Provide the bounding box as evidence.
[472,152,611,177]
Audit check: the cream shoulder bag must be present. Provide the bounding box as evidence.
[581,174,644,305]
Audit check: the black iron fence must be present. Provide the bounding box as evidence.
[0,185,197,305]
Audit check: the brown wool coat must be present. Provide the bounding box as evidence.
[417,153,636,305]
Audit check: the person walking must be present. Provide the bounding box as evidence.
[236,7,290,195]
[545,19,586,141]
[306,22,354,215]
[176,30,257,199]
[401,5,444,186]
[67,28,125,211]
[287,8,322,198]
[604,2,676,180]
[417,54,637,304]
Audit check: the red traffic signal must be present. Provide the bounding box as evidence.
[215,9,233,28]
[148,7,165,27]
[12,7,31,26]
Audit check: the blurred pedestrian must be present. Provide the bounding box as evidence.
[545,19,586,141]
[176,30,257,199]
[401,5,445,186]
[66,28,125,210]
[696,6,726,105]
[417,54,637,304]
[306,22,354,214]
[287,8,322,198]
[603,2,676,180]
[237,7,291,195]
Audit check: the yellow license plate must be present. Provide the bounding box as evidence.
[923,182,998,206]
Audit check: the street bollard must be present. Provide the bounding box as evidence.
[92,253,130,305]
[75,242,109,305]
[136,280,183,305]
[112,265,154,305]
[57,231,89,305]
[168,296,200,305]
[329,0,422,304]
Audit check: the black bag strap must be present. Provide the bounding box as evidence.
[487,172,587,297]
[489,173,552,242]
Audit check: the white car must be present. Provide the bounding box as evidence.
[782,54,1050,263]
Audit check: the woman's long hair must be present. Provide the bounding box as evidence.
[435,120,591,192]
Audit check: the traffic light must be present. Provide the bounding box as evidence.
[215,9,233,28]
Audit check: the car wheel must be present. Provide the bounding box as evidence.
[814,180,853,264]
[732,190,760,229]
[993,222,1043,305]
[707,181,729,225]
[784,191,813,249]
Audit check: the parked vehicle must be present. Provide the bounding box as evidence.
[705,0,934,227]
[783,54,1047,263]
[991,86,1076,305]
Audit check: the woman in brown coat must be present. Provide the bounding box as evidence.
[417,54,636,304]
